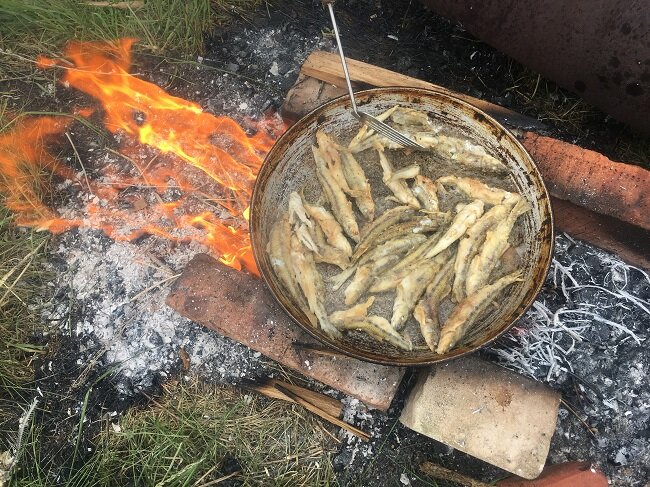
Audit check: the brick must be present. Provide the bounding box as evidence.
[400,356,560,479]
[166,254,405,411]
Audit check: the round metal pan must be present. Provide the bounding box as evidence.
[250,87,553,366]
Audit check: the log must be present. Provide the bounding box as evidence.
[301,51,545,130]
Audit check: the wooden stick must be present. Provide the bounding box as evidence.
[301,51,544,130]
[241,379,342,418]
[420,462,492,487]
[274,384,370,441]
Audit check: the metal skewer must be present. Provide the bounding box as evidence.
[324,0,424,149]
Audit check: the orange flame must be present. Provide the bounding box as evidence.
[0,39,286,273]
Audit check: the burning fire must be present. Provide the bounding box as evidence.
[0,39,285,273]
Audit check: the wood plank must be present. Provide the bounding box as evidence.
[301,51,545,130]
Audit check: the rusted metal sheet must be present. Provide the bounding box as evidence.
[165,254,405,411]
[421,0,650,134]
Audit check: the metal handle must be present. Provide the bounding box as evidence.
[325,2,359,116]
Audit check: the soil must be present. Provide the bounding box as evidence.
[2,0,649,486]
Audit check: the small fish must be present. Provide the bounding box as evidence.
[340,316,413,351]
[312,145,360,242]
[289,234,341,338]
[376,144,421,208]
[340,149,375,220]
[414,259,455,351]
[304,202,352,257]
[348,105,399,150]
[345,254,400,305]
[389,107,435,130]
[414,134,508,173]
[412,175,440,212]
[316,131,354,195]
[437,175,519,207]
[390,164,420,182]
[266,215,315,325]
[288,191,313,228]
[437,270,523,354]
[309,224,350,269]
[353,206,415,260]
[329,234,425,290]
[391,251,450,330]
[465,199,530,296]
[452,204,509,302]
[368,230,445,293]
[423,200,484,259]
[330,296,375,327]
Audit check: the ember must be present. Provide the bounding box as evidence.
[0,39,286,273]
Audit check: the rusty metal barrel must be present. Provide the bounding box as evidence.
[421,0,650,134]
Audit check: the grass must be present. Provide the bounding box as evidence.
[0,0,265,84]
[0,207,49,396]
[10,379,337,486]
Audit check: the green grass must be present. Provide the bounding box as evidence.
[0,207,49,396]
[11,380,337,486]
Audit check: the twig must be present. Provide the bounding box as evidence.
[419,462,492,487]
[0,240,45,308]
[83,1,144,8]
[273,384,370,441]
[0,398,39,485]
[120,273,181,305]
[561,398,597,438]
[65,132,92,193]
[197,471,240,486]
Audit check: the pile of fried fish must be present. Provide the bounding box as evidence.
[266,107,530,355]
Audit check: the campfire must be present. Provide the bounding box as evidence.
[1,10,648,485]
[1,38,284,274]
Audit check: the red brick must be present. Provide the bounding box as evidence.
[166,254,405,411]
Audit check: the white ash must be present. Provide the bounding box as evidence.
[41,229,272,395]
[488,233,650,485]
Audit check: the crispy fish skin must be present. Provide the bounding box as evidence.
[390,164,420,181]
[340,150,375,220]
[344,254,401,305]
[423,200,484,259]
[391,251,451,330]
[295,223,319,253]
[330,296,375,326]
[316,131,353,195]
[288,192,313,227]
[289,234,342,338]
[412,175,440,212]
[452,204,509,302]
[376,144,421,208]
[437,175,518,207]
[312,145,360,242]
[267,216,316,325]
[414,259,455,351]
[437,271,523,354]
[389,107,434,129]
[304,202,352,257]
[414,134,508,173]
[341,316,413,351]
[465,199,531,295]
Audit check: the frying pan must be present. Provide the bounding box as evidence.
[250,87,553,366]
